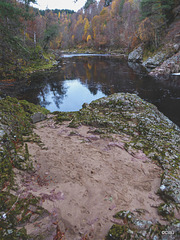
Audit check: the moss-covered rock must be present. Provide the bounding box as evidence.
[58,93,179,172]
[158,203,174,218]
[0,96,50,183]
[106,210,180,240]
[0,97,50,238]
[1,93,179,239]
[54,93,180,239]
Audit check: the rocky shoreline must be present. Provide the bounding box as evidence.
[53,45,180,80]
[0,94,180,239]
[128,44,180,80]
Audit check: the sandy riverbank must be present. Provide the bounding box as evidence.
[15,116,166,239]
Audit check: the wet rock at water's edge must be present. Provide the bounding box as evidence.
[142,51,167,70]
[149,51,180,79]
[128,46,143,63]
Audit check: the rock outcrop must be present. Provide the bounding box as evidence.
[128,46,143,63]
[149,51,180,79]
[31,112,47,123]
[1,94,180,239]
[142,51,167,69]
[128,40,180,78]
[0,97,50,239]
[107,210,180,240]
[55,93,180,240]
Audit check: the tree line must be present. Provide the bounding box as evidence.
[41,0,177,51]
[0,0,179,78]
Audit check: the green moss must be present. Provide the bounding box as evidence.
[142,46,156,62]
[1,47,58,81]
[54,94,179,177]
[54,93,180,234]
[54,111,76,123]
[0,192,46,239]
[106,210,171,240]
[19,99,49,115]
[157,203,174,219]
[106,225,131,240]
[0,97,51,239]
[0,97,50,188]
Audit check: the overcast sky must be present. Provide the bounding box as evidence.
[31,0,87,11]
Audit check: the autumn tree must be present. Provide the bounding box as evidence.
[138,17,154,45]
[43,24,59,49]
[0,0,36,74]
[87,34,92,42]
[83,18,90,41]
[110,0,119,17]
[34,13,46,44]
[73,14,84,43]
[35,0,178,51]
[140,0,175,47]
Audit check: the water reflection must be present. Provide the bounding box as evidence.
[2,55,180,126]
[39,79,105,112]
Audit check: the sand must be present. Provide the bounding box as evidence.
[17,117,164,239]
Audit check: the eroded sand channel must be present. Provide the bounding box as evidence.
[22,117,164,239]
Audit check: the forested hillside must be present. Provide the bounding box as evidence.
[0,0,179,79]
[0,0,75,79]
[41,0,179,51]
[0,1,180,239]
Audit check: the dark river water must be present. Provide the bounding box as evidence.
[2,54,180,126]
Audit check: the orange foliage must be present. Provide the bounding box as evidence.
[87,34,92,42]
[138,17,155,44]
[84,18,90,36]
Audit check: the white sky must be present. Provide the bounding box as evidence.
[31,0,87,11]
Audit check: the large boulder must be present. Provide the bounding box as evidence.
[65,93,180,212]
[31,112,47,123]
[143,43,180,72]
[159,174,180,204]
[149,51,180,78]
[142,51,167,69]
[128,46,143,63]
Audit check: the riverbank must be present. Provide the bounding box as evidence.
[24,117,163,239]
[128,43,180,79]
[55,46,180,79]
[0,49,59,83]
[0,94,179,239]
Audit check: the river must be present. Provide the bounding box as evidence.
[1,54,180,126]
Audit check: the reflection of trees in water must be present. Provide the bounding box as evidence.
[50,81,68,109]
[87,82,98,95]
[62,57,108,95]
[60,57,180,126]
[39,87,51,108]
[8,56,179,125]
[61,57,138,96]
[17,72,68,109]
[39,79,68,109]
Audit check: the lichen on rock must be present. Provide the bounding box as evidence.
[128,46,143,63]
[1,93,180,239]
[0,96,50,239]
[106,210,180,240]
[149,51,180,79]
[54,92,180,239]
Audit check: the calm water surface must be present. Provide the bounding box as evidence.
[3,54,180,126]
